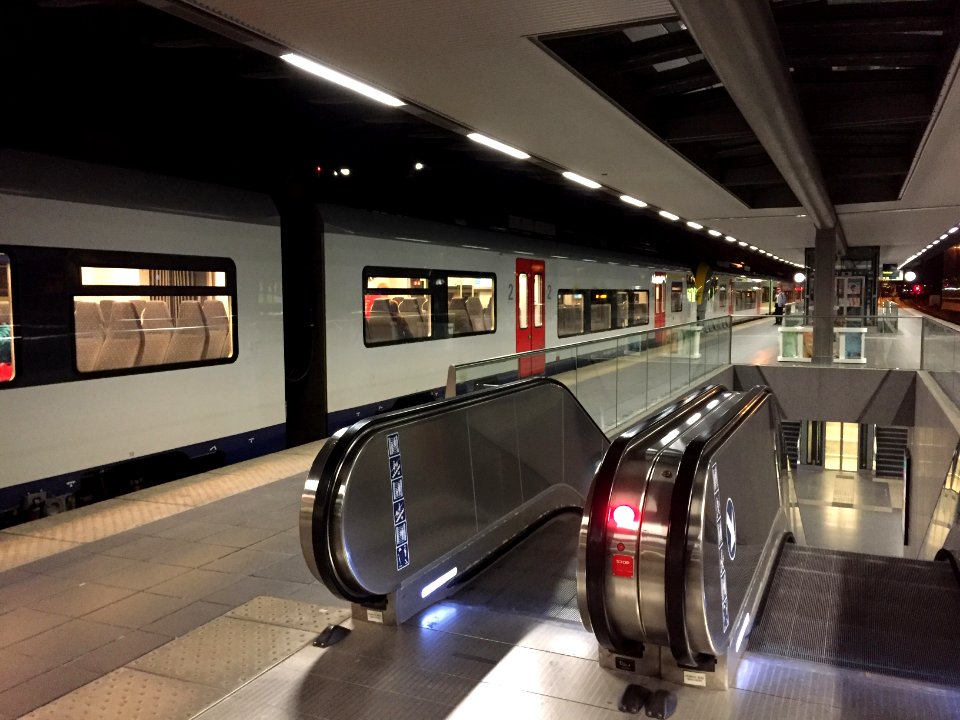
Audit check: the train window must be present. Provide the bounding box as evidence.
[74,263,236,373]
[590,292,612,332]
[364,274,432,344]
[517,273,528,330]
[533,274,544,328]
[630,290,650,326]
[0,254,14,382]
[448,275,495,336]
[670,282,683,313]
[613,291,629,329]
[557,291,584,337]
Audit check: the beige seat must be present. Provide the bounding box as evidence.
[95,301,141,371]
[138,301,174,367]
[365,298,397,343]
[448,298,472,334]
[131,299,148,317]
[164,300,207,363]
[590,303,612,331]
[482,301,494,331]
[464,296,485,332]
[398,298,424,338]
[201,299,231,359]
[74,301,105,372]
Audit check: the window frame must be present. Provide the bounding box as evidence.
[558,287,656,338]
[362,266,497,348]
[0,252,15,383]
[70,248,238,377]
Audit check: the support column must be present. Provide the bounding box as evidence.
[813,228,839,364]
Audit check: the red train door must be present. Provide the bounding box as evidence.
[516,258,545,376]
[654,276,666,328]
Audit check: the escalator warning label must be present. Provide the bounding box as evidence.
[387,432,410,571]
[612,554,634,578]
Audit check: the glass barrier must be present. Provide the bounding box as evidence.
[921,315,960,406]
[449,317,733,433]
[731,314,925,369]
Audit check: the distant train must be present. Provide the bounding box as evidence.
[0,155,781,522]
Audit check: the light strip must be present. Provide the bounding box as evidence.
[562,171,602,189]
[686,221,704,230]
[725,236,737,243]
[281,53,405,107]
[708,229,723,237]
[620,195,648,208]
[659,210,680,221]
[421,566,458,598]
[466,132,530,160]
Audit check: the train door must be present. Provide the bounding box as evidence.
[654,277,666,328]
[516,258,545,376]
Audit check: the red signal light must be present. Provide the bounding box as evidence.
[610,504,640,531]
[914,284,921,293]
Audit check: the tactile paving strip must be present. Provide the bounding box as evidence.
[130,615,314,689]
[21,668,223,720]
[227,595,350,633]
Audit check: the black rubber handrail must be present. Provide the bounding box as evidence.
[663,386,773,668]
[583,385,726,654]
[307,377,606,604]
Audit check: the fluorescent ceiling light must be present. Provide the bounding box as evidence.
[738,241,748,246]
[926,244,934,249]
[725,235,737,242]
[462,244,490,250]
[941,234,949,240]
[467,132,530,159]
[582,258,598,262]
[281,53,405,107]
[708,229,723,237]
[620,195,648,208]
[748,245,758,251]
[934,240,941,245]
[562,171,602,189]
[950,227,959,234]
[659,210,680,221]
[550,255,568,259]
[686,221,704,230]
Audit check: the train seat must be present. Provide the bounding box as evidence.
[131,299,148,317]
[164,300,207,364]
[590,303,612,331]
[464,296,485,332]
[448,298,472,334]
[482,303,493,331]
[96,301,142,371]
[74,301,105,373]
[201,299,231,359]
[397,298,424,338]
[138,301,174,367]
[365,298,397,343]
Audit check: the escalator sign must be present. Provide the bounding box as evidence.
[387,432,410,571]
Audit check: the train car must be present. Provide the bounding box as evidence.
[0,155,782,523]
[0,155,286,521]
[320,207,698,429]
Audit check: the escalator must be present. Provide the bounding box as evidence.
[579,384,960,691]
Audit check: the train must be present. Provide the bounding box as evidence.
[0,154,782,524]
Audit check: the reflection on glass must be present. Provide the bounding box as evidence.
[533,274,543,328]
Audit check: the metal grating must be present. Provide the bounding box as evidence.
[749,544,960,686]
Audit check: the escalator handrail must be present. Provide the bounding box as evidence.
[583,384,727,653]
[663,386,774,668]
[306,377,606,604]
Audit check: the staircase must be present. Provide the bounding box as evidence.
[781,421,801,467]
[876,426,909,478]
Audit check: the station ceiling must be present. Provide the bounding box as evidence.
[4,0,960,273]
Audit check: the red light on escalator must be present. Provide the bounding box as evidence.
[610,504,640,530]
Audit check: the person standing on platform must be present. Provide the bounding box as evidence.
[774,286,786,325]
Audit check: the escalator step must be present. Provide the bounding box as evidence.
[748,544,960,686]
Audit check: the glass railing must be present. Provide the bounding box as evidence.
[448,317,732,433]
[732,314,925,369]
[921,315,960,406]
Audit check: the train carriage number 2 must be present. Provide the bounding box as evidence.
[507,283,553,300]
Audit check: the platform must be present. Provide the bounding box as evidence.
[1,436,957,718]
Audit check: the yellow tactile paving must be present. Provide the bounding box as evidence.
[0,441,326,573]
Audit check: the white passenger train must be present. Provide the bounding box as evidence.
[0,156,778,522]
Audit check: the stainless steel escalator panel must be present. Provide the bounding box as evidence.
[576,384,729,651]
[677,396,786,659]
[301,378,609,624]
